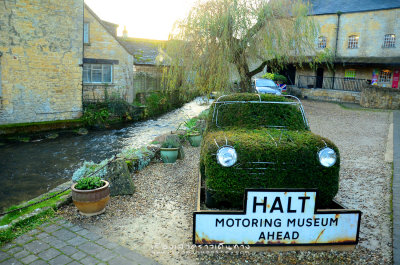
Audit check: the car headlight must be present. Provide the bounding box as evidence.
[217,146,237,167]
[318,147,337,167]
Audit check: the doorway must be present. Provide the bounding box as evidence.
[316,68,324,88]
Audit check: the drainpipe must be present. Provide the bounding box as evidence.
[332,11,341,90]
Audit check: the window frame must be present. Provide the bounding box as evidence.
[344,69,356,80]
[383,34,396,48]
[83,63,113,84]
[347,35,359,49]
[317,36,327,49]
[379,70,392,83]
[84,22,90,44]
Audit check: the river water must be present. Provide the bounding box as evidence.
[0,98,210,211]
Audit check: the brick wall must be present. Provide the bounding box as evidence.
[0,0,84,125]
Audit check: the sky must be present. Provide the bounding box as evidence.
[85,0,197,40]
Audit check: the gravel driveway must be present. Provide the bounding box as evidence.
[59,100,393,264]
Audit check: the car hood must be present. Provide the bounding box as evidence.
[201,128,338,165]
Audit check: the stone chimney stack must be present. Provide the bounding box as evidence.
[123,26,128,38]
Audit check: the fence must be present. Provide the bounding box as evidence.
[133,72,165,92]
[297,75,367,92]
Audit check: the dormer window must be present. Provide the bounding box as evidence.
[383,34,395,48]
[348,35,359,49]
[318,36,327,49]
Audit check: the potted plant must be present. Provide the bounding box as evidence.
[160,135,181,163]
[71,176,110,216]
[179,118,203,147]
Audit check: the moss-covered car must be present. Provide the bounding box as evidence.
[200,93,339,209]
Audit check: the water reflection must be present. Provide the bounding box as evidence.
[0,98,209,210]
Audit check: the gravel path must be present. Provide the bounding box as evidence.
[59,100,393,264]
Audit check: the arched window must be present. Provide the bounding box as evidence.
[318,36,327,49]
[348,35,359,49]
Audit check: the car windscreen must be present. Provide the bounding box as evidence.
[255,79,276,87]
[213,102,307,130]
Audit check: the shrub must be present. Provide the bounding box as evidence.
[161,135,181,148]
[75,176,105,190]
[72,159,109,182]
[262,73,288,83]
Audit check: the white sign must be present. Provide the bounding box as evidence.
[194,189,361,246]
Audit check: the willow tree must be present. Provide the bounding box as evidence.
[161,0,329,94]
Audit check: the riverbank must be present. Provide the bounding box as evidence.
[0,98,209,212]
[58,100,393,264]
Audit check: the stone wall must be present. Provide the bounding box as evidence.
[360,85,400,109]
[83,6,134,103]
[0,0,84,125]
[289,87,361,103]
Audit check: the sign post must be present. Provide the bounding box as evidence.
[194,189,361,248]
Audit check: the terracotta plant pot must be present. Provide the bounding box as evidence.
[71,180,110,216]
[160,147,179,163]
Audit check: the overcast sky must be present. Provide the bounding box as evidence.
[85,0,197,40]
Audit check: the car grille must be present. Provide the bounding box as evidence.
[233,161,306,175]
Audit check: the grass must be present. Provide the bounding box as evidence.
[0,190,70,226]
[0,209,55,245]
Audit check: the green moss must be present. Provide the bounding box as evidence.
[201,93,339,208]
[0,190,70,226]
[0,119,82,129]
[207,93,308,131]
[0,210,55,245]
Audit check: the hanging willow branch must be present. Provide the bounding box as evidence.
[161,0,332,94]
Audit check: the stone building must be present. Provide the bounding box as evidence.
[119,37,167,93]
[83,4,135,103]
[295,0,400,90]
[0,0,84,125]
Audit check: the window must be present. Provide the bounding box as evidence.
[348,35,359,49]
[383,34,395,48]
[379,70,392,83]
[344,69,356,80]
[318,36,327,49]
[83,64,112,83]
[84,23,90,44]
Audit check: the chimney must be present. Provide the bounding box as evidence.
[123,26,128,38]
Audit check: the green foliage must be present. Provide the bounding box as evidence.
[261,73,288,83]
[120,147,155,172]
[201,93,339,208]
[75,176,105,190]
[0,209,55,245]
[0,190,70,226]
[161,135,181,148]
[207,93,308,131]
[164,0,325,93]
[81,106,110,126]
[72,159,109,182]
[145,92,170,117]
[82,93,146,127]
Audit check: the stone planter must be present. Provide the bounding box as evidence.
[160,148,179,163]
[71,180,110,216]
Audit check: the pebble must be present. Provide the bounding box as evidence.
[58,100,392,264]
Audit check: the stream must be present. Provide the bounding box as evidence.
[0,98,210,211]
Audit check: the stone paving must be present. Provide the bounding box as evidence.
[0,219,159,265]
[394,110,400,265]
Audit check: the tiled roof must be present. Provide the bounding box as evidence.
[119,37,167,65]
[310,0,400,15]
